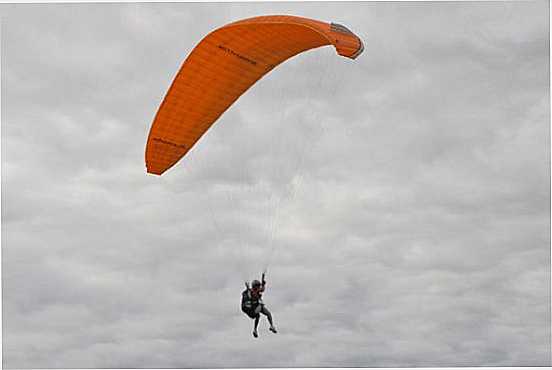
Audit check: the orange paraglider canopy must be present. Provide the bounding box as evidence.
[145,15,364,175]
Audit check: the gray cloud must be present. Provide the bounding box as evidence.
[2,1,550,368]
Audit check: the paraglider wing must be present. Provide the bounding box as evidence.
[145,15,364,175]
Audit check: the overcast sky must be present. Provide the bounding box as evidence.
[2,1,550,368]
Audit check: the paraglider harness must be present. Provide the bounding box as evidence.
[241,274,266,319]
